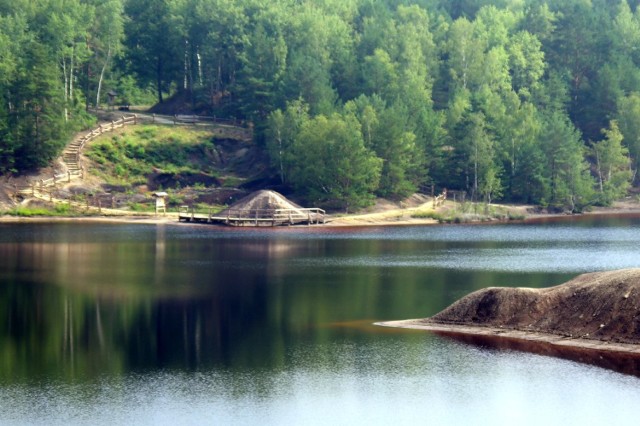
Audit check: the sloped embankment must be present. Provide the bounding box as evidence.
[379,269,640,348]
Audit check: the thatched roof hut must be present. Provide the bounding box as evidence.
[179,190,325,226]
[218,190,303,218]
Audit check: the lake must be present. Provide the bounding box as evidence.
[1,216,640,425]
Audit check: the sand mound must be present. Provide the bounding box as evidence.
[218,190,304,218]
[422,269,640,344]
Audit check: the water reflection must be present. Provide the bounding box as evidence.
[2,219,640,423]
[434,331,640,378]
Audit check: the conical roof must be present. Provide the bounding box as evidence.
[218,190,304,218]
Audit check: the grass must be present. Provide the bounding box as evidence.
[2,203,83,217]
[411,202,526,223]
[86,125,221,188]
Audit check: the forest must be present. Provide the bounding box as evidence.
[1,0,640,211]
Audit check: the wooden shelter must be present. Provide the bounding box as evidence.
[153,191,168,216]
[179,190,325,226]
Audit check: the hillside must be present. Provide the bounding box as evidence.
[0,117,275,213]
[379,270,640,354]
[5,1,640,213]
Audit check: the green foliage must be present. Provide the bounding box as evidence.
[540,112,595,212]
[4,0,640,209]
[291,112,383,211]
[592,120,632,205]
[4,203,75,217]
[86,125,220,187]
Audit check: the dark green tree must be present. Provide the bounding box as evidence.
[289,112,382,211]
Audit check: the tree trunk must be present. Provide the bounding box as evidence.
[62,57,69,122]
[156,56,164,104]
[594,146,604,193]
[473,139,478,202]
[96,45,112,108]
[69,46,74,108]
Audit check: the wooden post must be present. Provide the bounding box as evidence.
[68,171,72,182]
[134,114,138,125]
[432,184,436,208]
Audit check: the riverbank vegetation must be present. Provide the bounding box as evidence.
[2,1,640,212]
[411,202,526,223]
[86,125,222,187]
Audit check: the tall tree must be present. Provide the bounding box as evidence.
[290,112,382,211]
[591,120,632,205]
[616,92,640,178]
[124,0,183,104]
[266,99,310,185]
[86,0,125,108]
[539,111,594,212]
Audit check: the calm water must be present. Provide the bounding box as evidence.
[1,216,640,425]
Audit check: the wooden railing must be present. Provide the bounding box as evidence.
[179,206,326,226]
[13,115,138,200]
[10,186,116,213]
[13,172,77,197]
[143,113,253,141]
[11,111,252,210]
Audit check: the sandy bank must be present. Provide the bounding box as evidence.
[377,269,640,376]
[0,213,182,225]
[376,320,640,355]
[2,198,640,228]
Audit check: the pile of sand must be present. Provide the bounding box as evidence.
[420,269,640,344]
[217,190,305,218]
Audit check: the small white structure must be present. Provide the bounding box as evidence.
[153,192,168,216]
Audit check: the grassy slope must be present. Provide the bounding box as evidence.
[86,125,223,187]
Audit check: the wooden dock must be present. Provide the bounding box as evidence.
[178,207,326,226]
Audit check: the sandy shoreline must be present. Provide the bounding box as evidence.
[2,202,640,227]
[376,319,640,376]
[0,213,183,225]
[375,319,640,355]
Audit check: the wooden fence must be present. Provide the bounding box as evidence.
[10,186,115,212]
[13,115,138,200]
[65,114,138,169]
[179,206,326,226]
[144,113,253,140]
[11,111,253,209]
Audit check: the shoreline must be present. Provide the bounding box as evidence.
[376,319,640,377]
[3,202,640,227]
[375,320,640,356]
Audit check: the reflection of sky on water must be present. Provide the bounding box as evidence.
[2,336,640,425]
[2,217,640,424]
[294,244,640,273]
[168,225,640,244]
